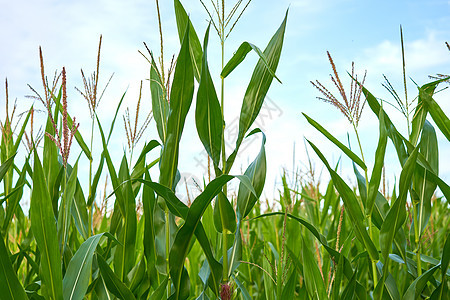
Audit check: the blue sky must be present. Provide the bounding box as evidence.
[1,0,449,205]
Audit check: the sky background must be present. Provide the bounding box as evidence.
[1,0,449,207]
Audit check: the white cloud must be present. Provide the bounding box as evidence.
[361,30,450,76]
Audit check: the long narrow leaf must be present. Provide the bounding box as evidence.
[0,231,27,300]
[196,24,223,168]
[30,150,63,299]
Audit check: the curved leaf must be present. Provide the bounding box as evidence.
[237,131,266,220]
[169,175,235,299]
[229,10,287,170]
[221,42,281,83]
[63,233,105,300]
[0,231,27,300]
[307,139,379,261]
[303,113,366,170]
[97,254,136,300]
[196,24,223,168]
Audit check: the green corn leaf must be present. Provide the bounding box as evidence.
[340,269,357,300]
[159,22,194,189]
[307,139,379,261]
[366,108,388,216]
[30,150,63,300]
[303,113,367,170]
[430,233,450,299]
[412,120,438,238]
[375,261,401,300]
[232,274,252,300]
[2,154,24,233]
[71,181,89,240]
[169,175,235,299]
[0,230,28,300]
[137,178,223,295]
[229,10,287,171]
[96,254,136,300]
[402,136,450,200]
[333,249,345,300]
[410,80,438,146]
[150,54,169,143]
[360,83,408,165]
[221,42,281,83]
[114,156,137,282]
[57,160,78,253]
[302,236,327,300]
[214,192,236,234]
[87,91,126,207]
[62,233,105,300]
[142,170,159,288]
[173,0,203,81]
[254,212,366,298]
[263,243,276,299]
[96,112,125,216]
[196,24,223,168]
[0,154,16,182]
[237,130,266,220]
[148,275,169,300]
[54,95,92,161]
[12,106,32,154]
[402,264,440,300]
[380,147,419,261]
[418,77,450,141]
[128,257,146,293]
[282,269,297,299]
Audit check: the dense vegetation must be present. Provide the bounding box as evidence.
[0,0,449,299]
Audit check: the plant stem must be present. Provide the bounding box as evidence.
[88,119,94,236]
[219,1,229,284]
[412,203,422,276]
[353,123,378,286]
[165,208,171,296]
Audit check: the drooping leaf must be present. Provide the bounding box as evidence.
[418,77,450,141]
[303,113,366,170]
[226,10,287,172]
[221,42,281,83]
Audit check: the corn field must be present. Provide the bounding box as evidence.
[0,0,449,299]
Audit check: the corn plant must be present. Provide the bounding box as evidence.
[0,1,449,300]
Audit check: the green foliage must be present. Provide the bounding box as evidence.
[0,1,448,299]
